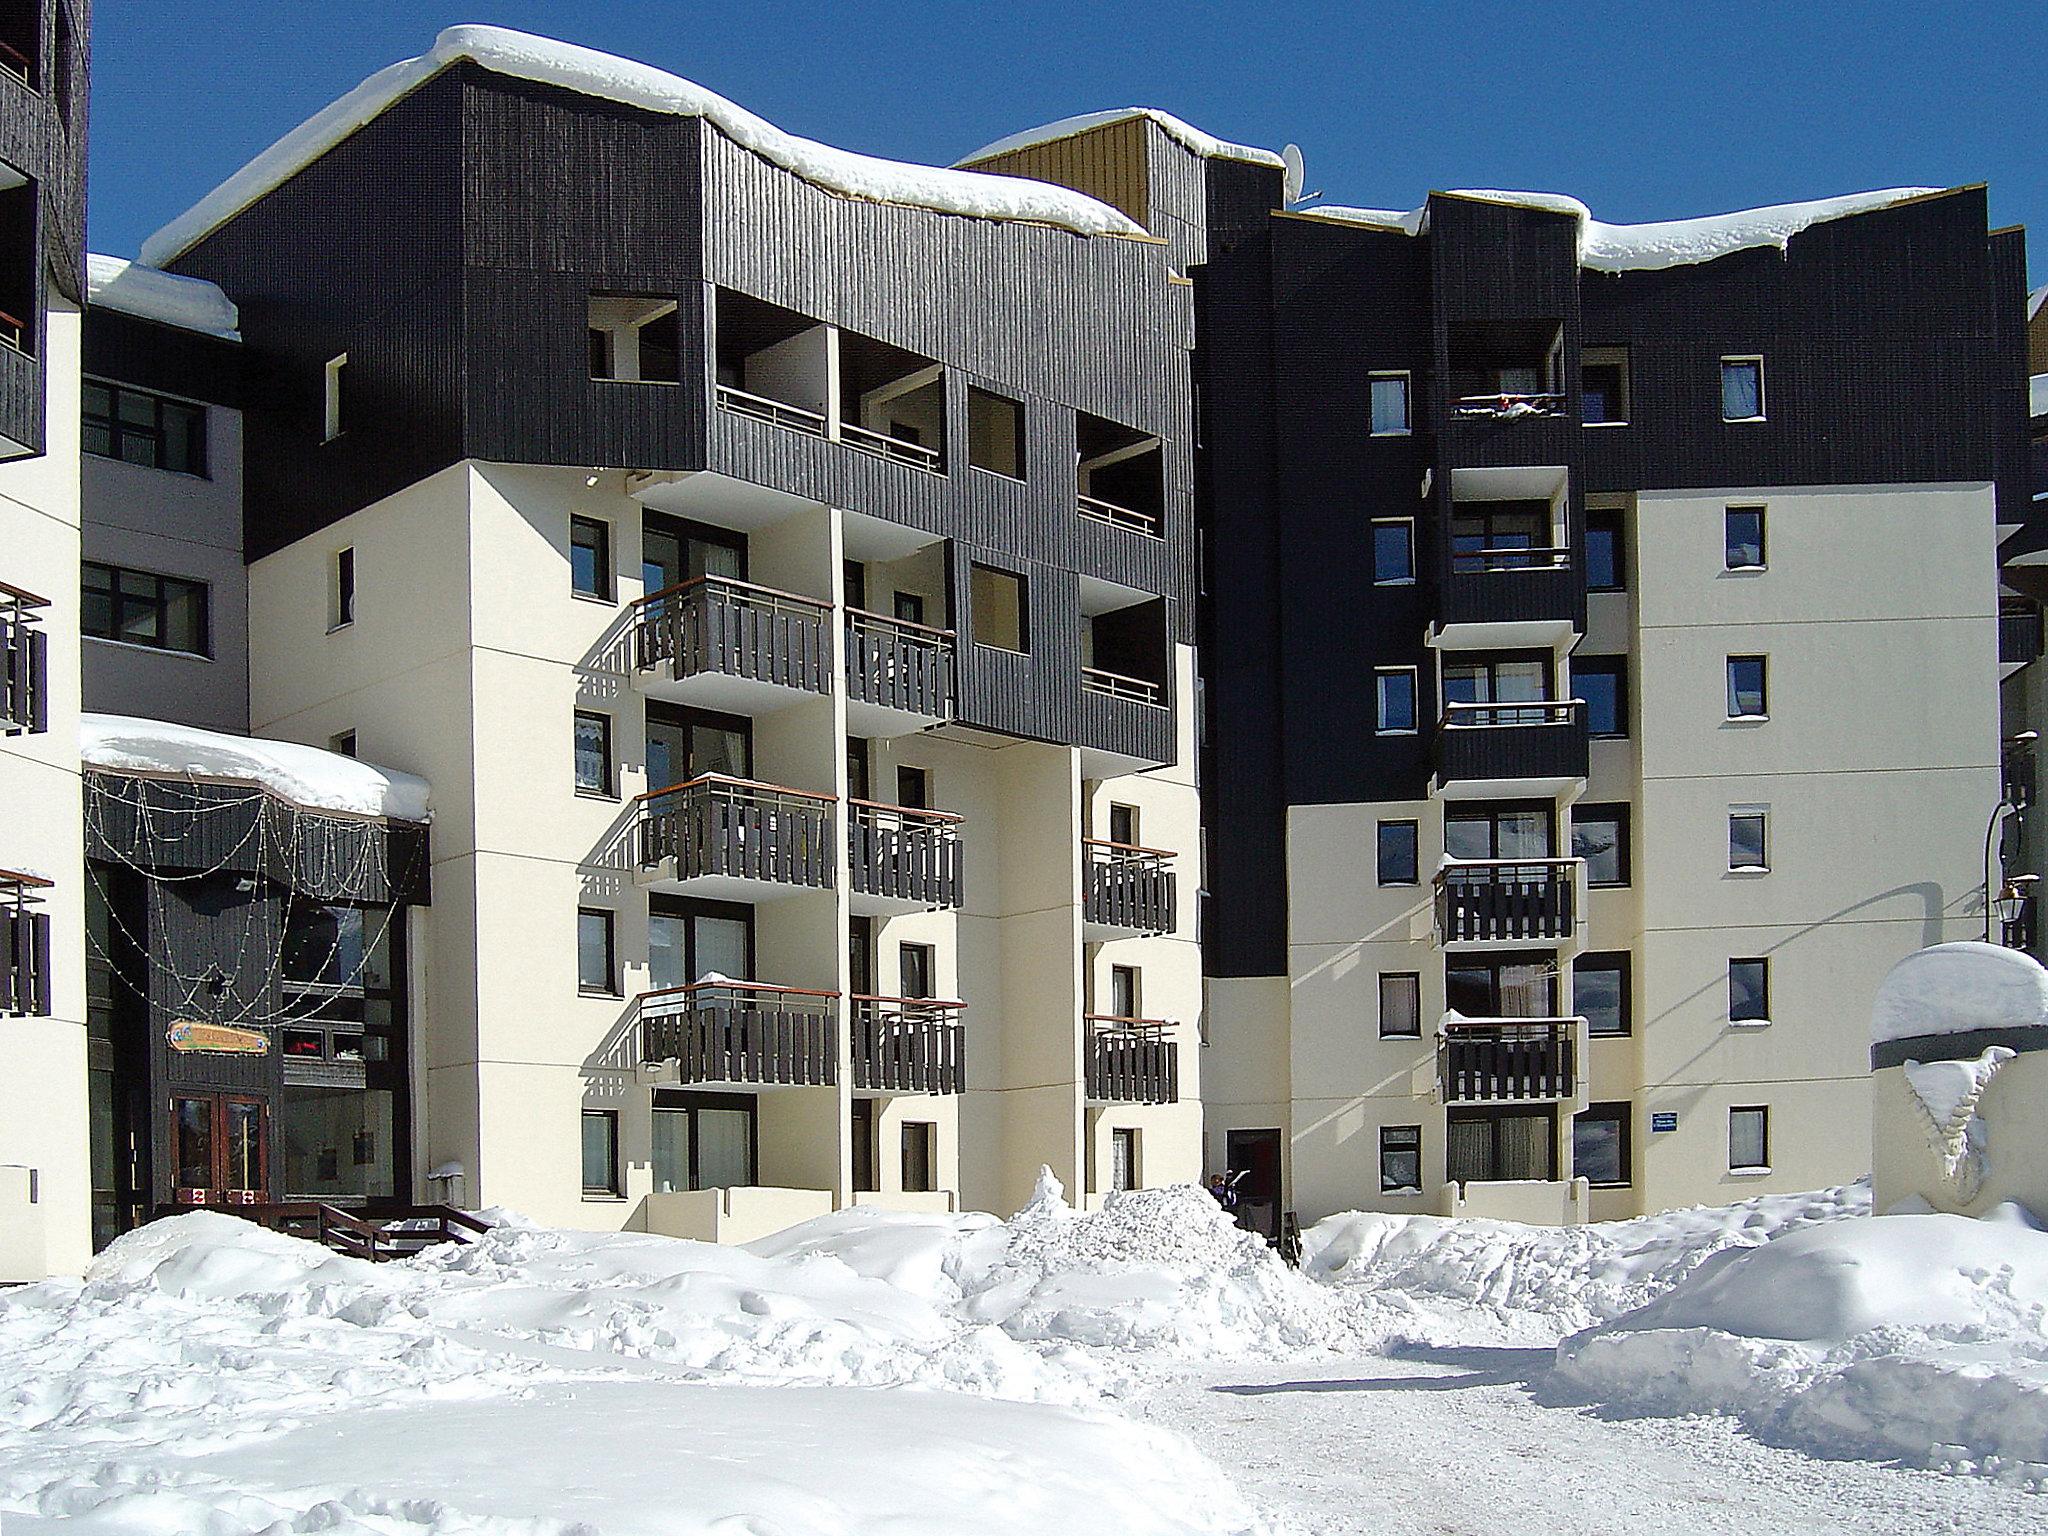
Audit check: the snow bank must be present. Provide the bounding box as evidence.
[1554,1211,2048,1484]
[1871,940,2048,1045]
[82,712,431,822]
[1304,187,1945,273]
[145,26,1144,267]
[960,107,1282,169]
[83,254,240,341]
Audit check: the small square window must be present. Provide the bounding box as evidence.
[577,908,616,995]
[967,386,1025,479]
[1725,507,1766,571]
[1581,347,1629,426]
[581,1108,620,1195]
[588,294,681,384]
[1721,357,1765,422]
[1573,1103,1631,1186]
[1585,508,1626,593]
[1372,520,1415,586]
[1574,952,1631,1037]
[1380,1124,1422,1193]
[1369,372,1411,436]
[1374,667,1418,734]
[1377,820,1419,886]
[574,710,613,797]
[571,516,613,601]
[1729,958,1770,1024]
[330,547,355,631]
[1573,657,1628,739]
[1378,973,1421,1038]
[1573,805,1630,887]
[1726,656,1767,719]
[1728,810,1768,871]
[1729,1105,1770,1171]
[970,563,1028,653]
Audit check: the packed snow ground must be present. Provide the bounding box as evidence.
[4,1176,2046,1532]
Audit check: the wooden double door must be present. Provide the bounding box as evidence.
[170,1091,270,1207]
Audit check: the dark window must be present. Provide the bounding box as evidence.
[1375,668,1417,734]
[1726,656,1767,719]
[1729,958,1770,1024]
[1574,953,1631,1037]
[1378,973,1421,1038]
[1721,357,1765,422]
[1445,805,1553,862]
[897,765,930,810]
[967,386,1025,479]
[970,564,1027,652]
[1573,805,1630,887]
[82,381,208,475]
[588,294,681,383]
[581,1109,620,1195]
[1725,507,1766,570]
[646,703,752,787]
[851,1098,877,1192]
[1447,1108,1555,1182]
[330,731,357,757]
[846,737,871,801]
[1581,348,1629,425]
[1443,654,1551,709]
[902,1121,938,1193]
[1109,803,1138,846]
[1445,954,1557,1019]
[1110,1127,1139,1192]
[577,908,615,995]
[848,915,874,996]
[282,904,367,987]
[1573,1103,1631,1186]
[1585,509,1625,592]
[1380,1124,1422,1193]
[1110,964,1140,1020]
[332,547,355,629]
[900,942,935,1001]
[81,562,209,656]
[1729,1105,1770,1170]
[574,711,613,796]
[893,591,926,626]
[1729,810,1768,871]
[842,560,867,611]
[571,516,613,600]
[1372,520,1415,586]
[1573,657,1628,738]
[1377,820,1419,886]
[323,354,347,441]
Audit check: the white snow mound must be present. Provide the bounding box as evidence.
[960,108,1282,169]
[1872,940,2048,1045]
[82,712,432,822]
[84,254,240,340]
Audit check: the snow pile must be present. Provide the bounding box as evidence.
[1871,939,2048,1045]
[1554,1209,2048,1484]
[82,712,432,822]
[1300,1183,1867,1343]
[146,26,1145,266]
[84,254,240,341]
[1305,187,1946,273]
[960,108,1282,169]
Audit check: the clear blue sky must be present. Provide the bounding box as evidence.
[89,1,2040,285]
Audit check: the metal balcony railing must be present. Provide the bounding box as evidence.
[1449,544,1572,575]
[1085,1016,1179,1104]
[640,980,838,1086]
[637,775,835,891]
[714,383,828,437]
[851,995,966,1094]
[1077,492,1162,538]
[1,580,49,735]
[848,800,963,909]
[1433,858,1578,943]
[1083,839,1176,935]
[1438,1017,1579,1105]
[844,608,956,721]
[841,421,942,474]
[1434,700,1588,785]
[1081,666,1165,707]
[634,574,830,695]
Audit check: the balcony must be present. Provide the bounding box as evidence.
[1452,393,1568,420]
[1438,1017,1581,1106]
[1077,493,1161,538]
[2000,602,2042,674]
[714,383,829,439]
[847,800,963,915]
[640,980,838,1088]
[1433,700,1588,797]
[1085,1017,1180,1104]
[1077,410,1166,538]
[1081,665,1165,707]
[2,579,49,735]
[1433,858,1578,946]
[852,995,966,1094]
[1083,839,1177,939]
[2,869,52,1019]
[844,608,956,735]
[637,775,835,901]
[1436,544,1580,644]
[633,575,830,714]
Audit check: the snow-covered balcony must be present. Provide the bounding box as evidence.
[1436,1015,1584,1107]
[1433,857,1579,946]
[1433,699,1588,798]
[848,799,963,915]
[637,979,837,1089]
[635,775,836,900]
[631,574,831,714]
[1083,837,1177,939]
[1084,1016,1179,1105]
[850,994,966,1095]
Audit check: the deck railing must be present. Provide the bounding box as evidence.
[1438,1017,1579,1104]
[1434,700,1588,785]
[1083,838,1176,935]
[848,800,963,909]
[640,979,839,1086]
[1076,492,1162,538]
[841,421,942,473]
[1085,1016,1179,1104]
[1,581,49,735]
[1453,392,1568,418]
[1,869,53,1019]
[844,608,956,720]
[1448,543,1572,575]
[637,775,835,890]
[634,574,830,695]
[851,995,966,1094]
[1081,666,1165,707]
[1433,858,1577,943]
[714,383,828,437]
[0,308,26,356]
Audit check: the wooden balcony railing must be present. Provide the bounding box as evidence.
[1083,838,1176,935]
[848,800,963,909]
[852,995,966,1094]
[637,775,835,891]
[1453,392,1568,419]
[641,980,839,1086]
[634,574,830,695]
[1076,492,1162,538]
[2,869,53,1019]
[841,421,943,474]
[1434,699,1588,785]
[1433,858,1577,944]
[1081,666,1165,707]
[1085,1016,1179,1104]
[844,608,956,720]
[714,383,828,437]
[1,581,49,736]
[1438,1017,1579,1105]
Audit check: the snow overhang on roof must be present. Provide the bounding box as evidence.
[2030,284,2047,323]
[81,714,431,823]
[84,255,240,342]
[1294,187,1955,273]
[142,25,1148,266]
[957,108,1283,170]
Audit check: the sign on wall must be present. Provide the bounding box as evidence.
[1650,1111,1679,1134]
[167,1021,270,1056]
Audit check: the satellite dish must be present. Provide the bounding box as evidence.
[1281,143,1305,205]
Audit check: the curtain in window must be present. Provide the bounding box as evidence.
[1445,1116,1491,1184]
[1722,363,1761,420]
[651,1108,688,1193]
[697,1107,754,1188]
[1497,1113,1554,1180]
[1497,962,1554,1019]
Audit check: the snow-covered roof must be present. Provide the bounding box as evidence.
[1871,941,2048,1046]
[81,713,431,823]
[143,26,1146,266]
[1297,187,1950,274]
[958,108,1283,170]
[2030,284,2047,322]
[84,255,240,342]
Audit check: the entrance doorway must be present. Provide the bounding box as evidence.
[170,1093,270,1206]
[1227,1128,1283,1243]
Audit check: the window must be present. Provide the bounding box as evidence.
[1726,655,1767,720]
[330,548,355,631]
[1573,656,1628,738]
[1728,809,1768,871]
[901,942,935,1001]
[323,354,348,441]
[1110,1127,1139,1193]
[1374,667,1418,734]
[329,731,357,758]
[850,1098,877,1193]
[898,765,931,811]
[1110,964,1141,1020]
[1380,1125,1422,1193]
[82,380,207,475]
[1728,1106,1770,1171]
[1725,506,1766,570]
[648,902,753,991]
[576,908,615,995]
[1372,520,1415,586]
[1729,958,1770,1024]
[1447,1108,1555,1183]
[588,294,681,383]
[581,1109,620,1195]
[1442,655,1550,711]
[1109,802,1138,846]
[1369,371,1411,436]
[1378,973,1421,1038]
[1446,954,1557,1019]
[1445,806,1553,863]
[1573,1103,1632,1186]
[1581,347,1629,425]
[81,562,209,656]
[893,591,926,626]
[570,516,613,600]
[1573,804,1630,887]
[574,711,613,797]
[1585,508,1626,593]
[902,1122,938,1193]
[1376,820,1419,886]
[1574,953,1631,1038]
[970,563,1027,653]
[966,386,1025,479]
[1720,356,1765,422]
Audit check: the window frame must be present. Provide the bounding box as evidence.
[1720,355,1766,424]
[1574,951,1632,1038]
[1728,1105,1771,1172]
[1729,957,1771,1026]
[1371,518,1416,587]
[1571,655,1628,739]
[1379,1124,1423,1194]
[1374,665,1419,736]
[570,515,614,602]
[574,709,615,798]
[1725,654,1768,721]
[330,547,355,632]
[1580,346,1630,427]
[1572,803,1631,888]
[1584,507,1627,593]
[1377,972,1422,1039]
[81,377,209,476]
[1368,370,1413,437]
[1376,820,1420,887]
[1572,1102,1633,1187]
[580,1108,621,1196]
[1724,505,1767,571]
[1728,808,1769,873]
[576,907,617,996]
[80,560,211,658]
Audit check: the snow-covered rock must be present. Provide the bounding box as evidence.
[82,712,432,822]
[960,108,1282,169]
[83,254,240,341]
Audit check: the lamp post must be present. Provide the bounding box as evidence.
[1986,730,2039,945]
